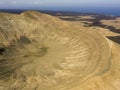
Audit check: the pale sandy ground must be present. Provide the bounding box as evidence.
[101,17,120,29]
[77,15,95,19]
[0,11,120,90]
[62,14,120,90]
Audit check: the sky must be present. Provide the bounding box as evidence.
[0,0,120,9]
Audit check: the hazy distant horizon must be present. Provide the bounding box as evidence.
[0,6,120,16]
[36,6,120,16]
[0,0,120,16]
[0,0,120,8]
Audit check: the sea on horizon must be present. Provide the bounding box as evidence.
[0,6,120,16]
